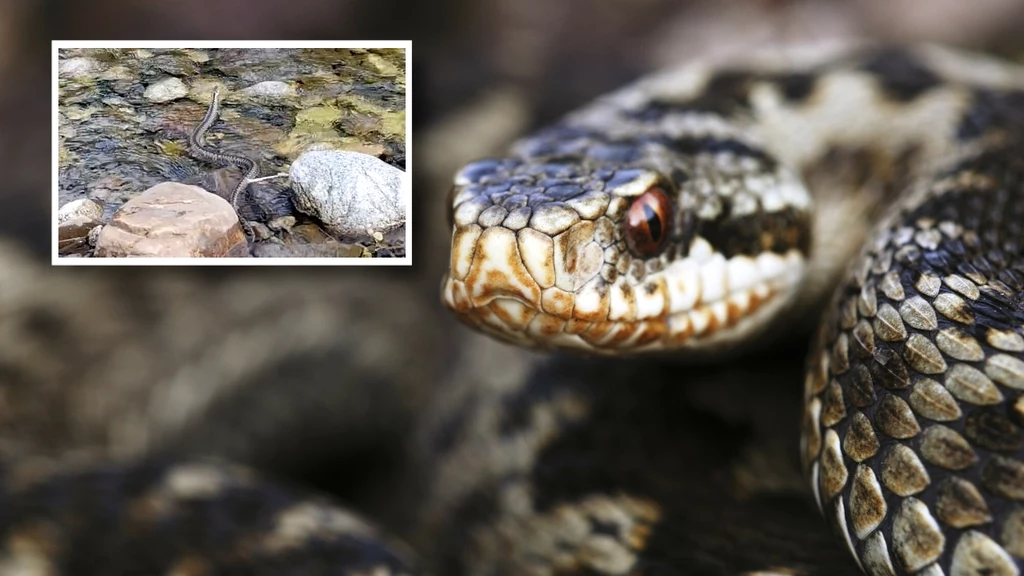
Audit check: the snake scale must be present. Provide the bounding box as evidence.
[1,41,1023,575]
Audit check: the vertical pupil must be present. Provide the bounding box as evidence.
[643,203,661,241]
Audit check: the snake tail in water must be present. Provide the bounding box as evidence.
[188,87,260,242]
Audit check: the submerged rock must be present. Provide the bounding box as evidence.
[59,57,99,78]
[57,198,104,241]
[143,77,188,103]
[243,81,295,98]
[94,183,248,258]
[289,150,405,238]
[267,215,296,231]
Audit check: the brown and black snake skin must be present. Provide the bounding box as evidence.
[437,42,1024,575]
[7,41,1024,575]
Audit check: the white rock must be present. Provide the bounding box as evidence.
[58,198,103,224]
[144,78,189,103]
[289,150,406,237]
[243,81,295,98]
[59,57,99,78]
[57,198,104,241]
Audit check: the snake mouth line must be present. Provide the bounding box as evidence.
[441,248,806,353]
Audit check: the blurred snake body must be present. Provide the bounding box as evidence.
[188,87,258,241]
[443,43,1024,574]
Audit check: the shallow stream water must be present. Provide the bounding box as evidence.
[57,47,407,257]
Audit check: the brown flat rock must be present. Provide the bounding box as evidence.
[94,183,248,258]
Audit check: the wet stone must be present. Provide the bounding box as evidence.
[59,56,100,78]
[242,80,295,98]
[289,149,406,238]
[250,222,273,241]
[57,198,104,241]
[143,77,189,103]
[93,182,248,258]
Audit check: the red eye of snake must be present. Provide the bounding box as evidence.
[625,187,672,257]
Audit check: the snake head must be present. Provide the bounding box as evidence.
[442,128,814,355]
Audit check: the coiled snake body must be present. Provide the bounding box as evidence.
[441,42,1024,575]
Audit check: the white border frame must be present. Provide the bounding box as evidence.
[52,40,412,266]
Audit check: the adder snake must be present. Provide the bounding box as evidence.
[441,42,1024,575]
[7,41,1024,575]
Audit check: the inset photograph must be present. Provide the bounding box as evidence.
[53,41,410,264]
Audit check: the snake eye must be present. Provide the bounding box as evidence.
[625,186,672,257]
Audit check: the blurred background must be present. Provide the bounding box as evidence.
[6,0,1024,568]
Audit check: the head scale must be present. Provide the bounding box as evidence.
[442,117,813,355]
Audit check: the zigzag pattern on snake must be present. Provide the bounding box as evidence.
[1,42,1022,575]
